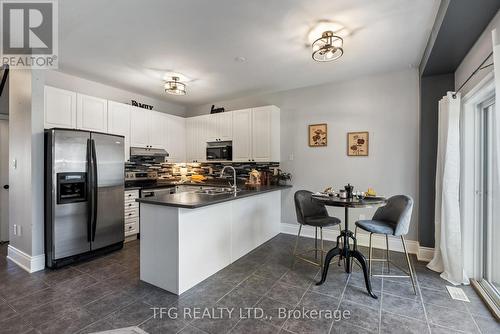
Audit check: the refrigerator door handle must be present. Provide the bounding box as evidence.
[91,139,98,242]
[86,139,92,242]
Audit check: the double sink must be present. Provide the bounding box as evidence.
[194,187,241,195]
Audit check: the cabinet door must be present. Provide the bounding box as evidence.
[165,115,186,162]
[251,107,272,162]
[232,109,253,162]
[44,86,77,129]
[129,106,149,147]
[205,114,218,142]
[185,117,197,162]
[108,101,131,161]
[196,115,209,162]
[76,94,108,132]
[217,112,233,141]
[149,111,166,149]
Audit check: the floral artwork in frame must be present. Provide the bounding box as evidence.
[347,131,369,156]
[308,124,327,147]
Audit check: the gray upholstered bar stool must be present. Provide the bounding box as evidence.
[292,190,342,268]
[354,195,417,294]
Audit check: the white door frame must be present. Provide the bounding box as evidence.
[461,72,495,278]
[0,118,9,243]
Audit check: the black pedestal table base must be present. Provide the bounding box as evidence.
[313,198,386,299]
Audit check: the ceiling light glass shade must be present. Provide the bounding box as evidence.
[164,77,186,95]
[311,31,343,62]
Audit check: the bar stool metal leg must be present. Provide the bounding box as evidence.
[292,224,302,269]
[320,227,324,266]
[368,233,373,277]
[385,234,390,274]
[401,236,417,295]
[315,227,318,260]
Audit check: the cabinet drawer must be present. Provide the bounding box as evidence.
[124,190,139,201]
[125,207,139,219]
[124,201,138,210]
[125,220,139,236]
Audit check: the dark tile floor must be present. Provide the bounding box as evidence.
[0,234,498,334]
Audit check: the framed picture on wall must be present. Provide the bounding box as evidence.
[347,131,369,156]
[308,124,327,147]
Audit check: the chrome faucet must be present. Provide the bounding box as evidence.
[220,166,237,191]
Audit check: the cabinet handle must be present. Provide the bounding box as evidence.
[128,213,132,216]
[128,194,132,197]
[128,203,132,207]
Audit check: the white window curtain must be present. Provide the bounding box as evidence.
[427,92,469,285]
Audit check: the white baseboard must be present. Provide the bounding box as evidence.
[7,245,45,273]
[280,223,434,262]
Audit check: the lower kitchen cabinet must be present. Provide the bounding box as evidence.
[124,189,140,240]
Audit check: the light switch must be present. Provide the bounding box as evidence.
[12,159,17,169]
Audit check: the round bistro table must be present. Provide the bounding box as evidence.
[311,195,387,299]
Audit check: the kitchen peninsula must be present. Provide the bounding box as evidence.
[136,185,291,294]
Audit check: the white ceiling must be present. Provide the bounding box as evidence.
[58,0,439,106]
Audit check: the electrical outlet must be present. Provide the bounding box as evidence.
[13,224,17,235]
[289,153,294,161]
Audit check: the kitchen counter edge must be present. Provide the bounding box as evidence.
[135,185,292,209]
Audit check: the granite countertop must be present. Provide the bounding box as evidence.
[135,185,292,209]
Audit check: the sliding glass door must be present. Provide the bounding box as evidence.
[478,98,500,308]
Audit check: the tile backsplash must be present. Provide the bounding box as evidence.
[125,156,280,184]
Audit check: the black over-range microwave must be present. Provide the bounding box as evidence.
[206,145,232,161]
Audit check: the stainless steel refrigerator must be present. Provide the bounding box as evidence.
[45,128,125,268]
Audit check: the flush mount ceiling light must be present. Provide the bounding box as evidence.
[164,76,186,95]
[311,30,343,62]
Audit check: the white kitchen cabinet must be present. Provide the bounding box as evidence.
[129,106,150,148]
[232,106,280,162]
[165,114,186,162]
[149,111,166,149]
[44,86,77,129]
[206,112,232,142]
[185,115,208,162]
[76,94,108,132]
[108,101,131,161]
[124,189,139,240]
[232,109,253,162]
[252,106,280,162]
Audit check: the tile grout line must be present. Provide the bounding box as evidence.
[412,263,432,334]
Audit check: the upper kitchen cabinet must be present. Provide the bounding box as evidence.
[44,86,77,129]
[129,106,150,148]
[206,112,232,142]
[108,101,131,161]
[252,106,280,162]
[185,115,208,163]
[232,106,280,162]
[76,94,108,132]
[232,109,253,162]
[165,114,186,163]
[149,111,166,149]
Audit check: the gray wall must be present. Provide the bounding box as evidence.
[45,70,187,117]
[418,73,455,248]
[188,69,421,241]
[455,10,500,93]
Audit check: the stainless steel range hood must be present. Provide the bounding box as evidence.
[130,147,169,157]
